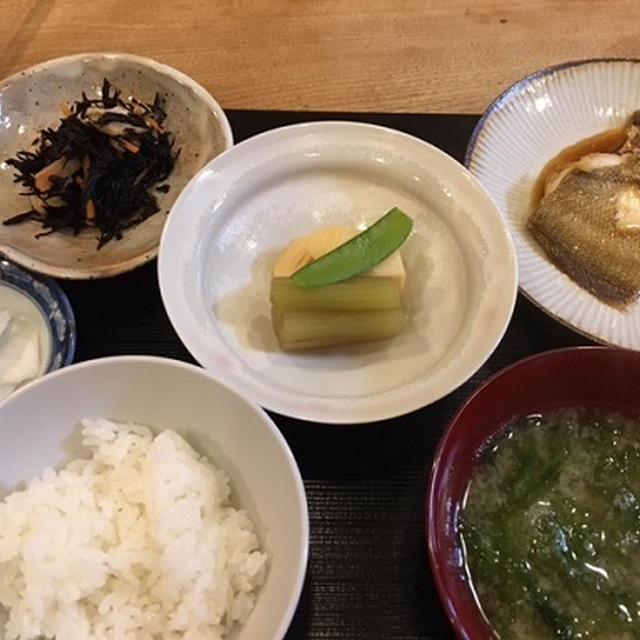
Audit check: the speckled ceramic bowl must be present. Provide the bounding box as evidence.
[0,53,233,279]
[466,58,640,350]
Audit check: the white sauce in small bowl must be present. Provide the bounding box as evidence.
[0,283,52,401]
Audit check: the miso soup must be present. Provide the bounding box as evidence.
[459,409,640,639]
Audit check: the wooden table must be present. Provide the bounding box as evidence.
[2,0,640,114]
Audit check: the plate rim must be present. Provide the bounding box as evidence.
[159,120,518,424]
[0,51,234,279]
[465,56,640,167]
[465,57,640,349]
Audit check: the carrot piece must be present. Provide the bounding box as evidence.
[120,139,140,154]
[59,102,72,118]
[85,199,96,221]
[33,157,67,192]
[143,115,163,132]
[33,156,82,192]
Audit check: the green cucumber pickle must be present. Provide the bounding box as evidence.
[459,409,640,640]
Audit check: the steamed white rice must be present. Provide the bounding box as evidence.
[0,419,268,640]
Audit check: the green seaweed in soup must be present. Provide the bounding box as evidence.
[458,409,640,640]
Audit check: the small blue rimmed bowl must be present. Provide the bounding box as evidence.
[0,258,76,380]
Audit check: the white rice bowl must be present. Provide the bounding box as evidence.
[0,356,308,640]
[0,418,267,640]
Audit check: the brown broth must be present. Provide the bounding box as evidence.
[531,125,628,209]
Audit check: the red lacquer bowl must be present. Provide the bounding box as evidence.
[426,346,640,639]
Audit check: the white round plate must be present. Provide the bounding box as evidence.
[159,122,517,423]
[466,58,640,348]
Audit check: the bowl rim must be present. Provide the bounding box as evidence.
[158,119,518,424]
[0,354,309,639]
[425,344,637,639]
[45,274,76,369]
[0,51,234,280]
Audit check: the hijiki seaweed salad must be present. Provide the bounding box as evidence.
[3,79,179,248]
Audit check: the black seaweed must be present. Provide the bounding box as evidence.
[3,210,38,225]
[3,79,179,248]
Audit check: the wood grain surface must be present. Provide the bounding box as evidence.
[1,0,638,114]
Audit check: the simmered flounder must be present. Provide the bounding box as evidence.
[528,115,640,307]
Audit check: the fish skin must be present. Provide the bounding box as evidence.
[528,158,640,307]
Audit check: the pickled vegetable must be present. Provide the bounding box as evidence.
[272,308,406,350]
[270,276,402,311]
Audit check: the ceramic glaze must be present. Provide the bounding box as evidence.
[0,283,52,400]
[466,59,640,349]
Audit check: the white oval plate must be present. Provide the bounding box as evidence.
[466,58,640,348]
[159,122,517,423]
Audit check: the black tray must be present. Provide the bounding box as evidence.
[59,111,593,640]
